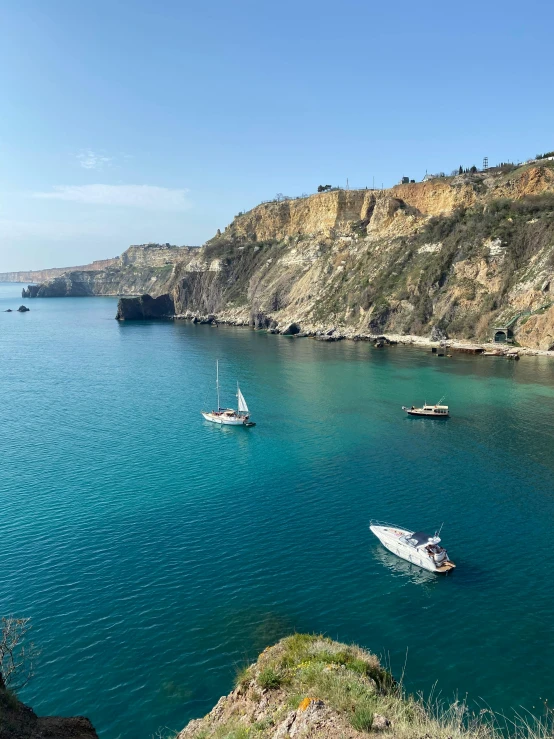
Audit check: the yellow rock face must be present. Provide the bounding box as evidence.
[167,165,554,349]
[516,306,554,351]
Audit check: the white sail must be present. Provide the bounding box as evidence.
[237,387,249,414]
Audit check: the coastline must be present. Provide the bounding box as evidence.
[174,310,554,358]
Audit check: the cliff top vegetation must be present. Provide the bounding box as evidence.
[177,634,552,739]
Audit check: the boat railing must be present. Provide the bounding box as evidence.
[370,519,412,531]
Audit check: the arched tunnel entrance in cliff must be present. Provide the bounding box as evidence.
[493,327,514,343]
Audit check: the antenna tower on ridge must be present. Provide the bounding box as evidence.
[483,156,489,171]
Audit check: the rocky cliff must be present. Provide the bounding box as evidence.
[177,634,499,739]
[0,258,119,284]
[0,244,195,285]
[0,684,97,739]
[25,164,554,349]
[21,244,199,298]
[120,162,554,350]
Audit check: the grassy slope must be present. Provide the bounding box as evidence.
[176,635,550,739]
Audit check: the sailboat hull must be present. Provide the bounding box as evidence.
[201,411,249,426]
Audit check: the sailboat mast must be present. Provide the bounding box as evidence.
[216,360,220,410]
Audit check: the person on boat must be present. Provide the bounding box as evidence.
[411,405,414,410]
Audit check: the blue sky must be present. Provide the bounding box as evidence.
[1,0,553,271]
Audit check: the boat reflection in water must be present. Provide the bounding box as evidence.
[371,545,440,586]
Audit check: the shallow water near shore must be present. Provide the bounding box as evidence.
[2,282,554,738]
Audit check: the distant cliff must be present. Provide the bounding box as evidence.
[0,258,119,284]
[3,243,196,287]
[21,244,199,298]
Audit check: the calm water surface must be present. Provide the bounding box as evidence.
[1,282,554,737]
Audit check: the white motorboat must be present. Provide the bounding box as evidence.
[402,400,449,417]
[369,521,455,573]
[201,360,255,426]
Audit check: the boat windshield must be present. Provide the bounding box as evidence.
[402,531,431,548]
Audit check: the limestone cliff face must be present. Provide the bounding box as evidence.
[1,245,203,285]
[224,182,477,244]
[155,164,554,349]
[119,244,196,268]
[29,266,177,298]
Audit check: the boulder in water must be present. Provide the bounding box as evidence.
[17,305,30,312]
[115,293,175,320]
[280,322,301,335]
[22,285,40,298]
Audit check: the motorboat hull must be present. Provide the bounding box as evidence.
[402,408,449,418]
[370,524,455,573]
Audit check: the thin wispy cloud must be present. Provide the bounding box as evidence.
[32,184,191,211]
[77,150,113,170]
[0,219,107,242]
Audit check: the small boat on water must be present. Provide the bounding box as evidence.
[370,521,455,573]
[201,360,255,426]
[402,398,449,417]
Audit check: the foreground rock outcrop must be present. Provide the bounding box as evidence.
[0,684,97,739]
[178,633,508,739]
[179,635,396,739]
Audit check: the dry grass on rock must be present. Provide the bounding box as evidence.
[176,634,550,739]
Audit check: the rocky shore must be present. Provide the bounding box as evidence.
[144,305,554,358]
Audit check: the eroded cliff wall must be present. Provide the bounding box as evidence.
[156,164,554,349]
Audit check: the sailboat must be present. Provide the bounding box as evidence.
[201,360,255,426]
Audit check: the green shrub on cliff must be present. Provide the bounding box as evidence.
[350,704,374,732]
[257,666,283,690]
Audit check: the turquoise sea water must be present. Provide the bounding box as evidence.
[2,282,554,737]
